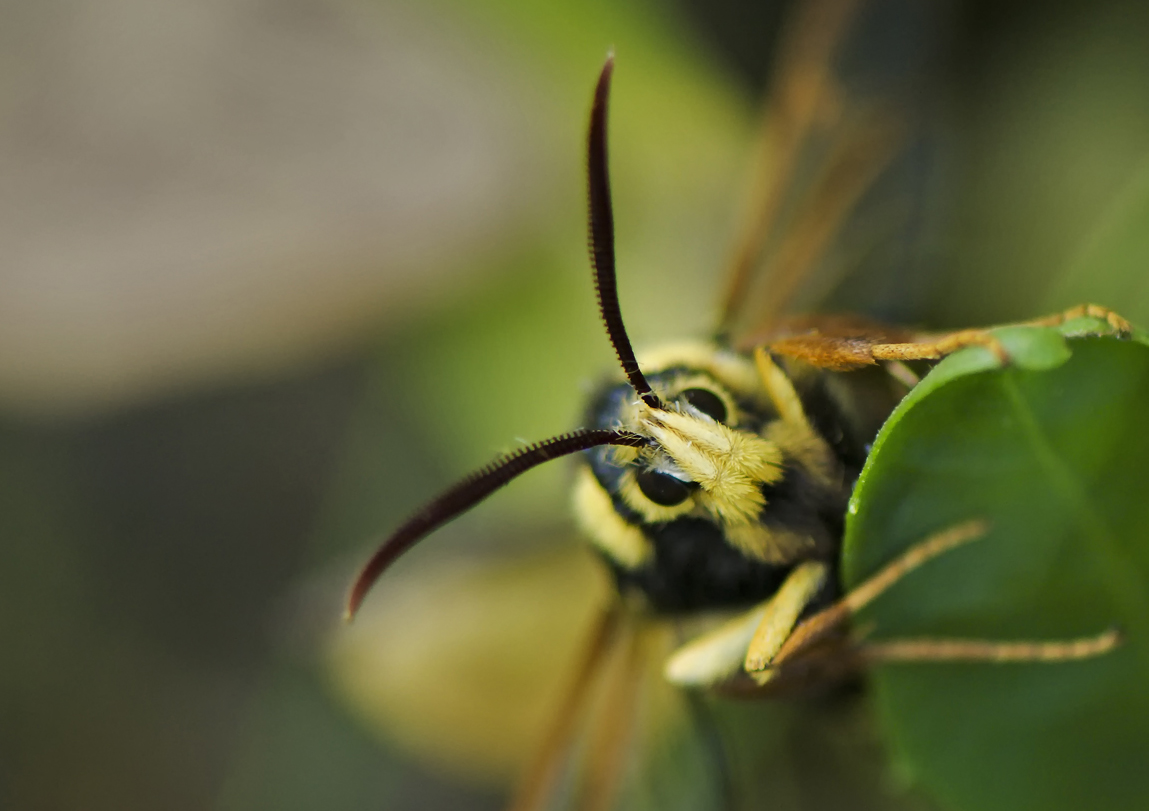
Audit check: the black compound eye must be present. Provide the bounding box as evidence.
[680,387,727,423]
[634,468,693,506]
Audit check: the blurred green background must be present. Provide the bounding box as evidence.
[2,0,1148,809]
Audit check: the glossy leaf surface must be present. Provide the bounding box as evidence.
[844,319,1149,811]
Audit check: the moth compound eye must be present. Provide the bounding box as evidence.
[634,468,694,506]
[680,387,727,423]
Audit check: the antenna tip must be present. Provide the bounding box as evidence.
[598,52,615,83]
[343,588,364,623]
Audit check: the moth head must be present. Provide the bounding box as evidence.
[599,347,784,529]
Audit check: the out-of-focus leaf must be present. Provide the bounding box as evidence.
[843,319,1149,811]
[934,2,1149,327]
[1045,156,1149,327]
[328,545,608,785]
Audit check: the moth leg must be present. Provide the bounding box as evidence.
[869,330,1009,365]
[773,520,1120,673]
[663,560,829,688]
[883,359,921,388]
[753,348,839,484]
[860,629,1122,664]
[743,560,831,684]
[1020,303,1132,336]
[770,520,988,668]
[579,615,649,811]
[766,333,891,371]
[766,304,1133,373]
[769,328,1007,372]
[867,304,1133,367]
[663,605,768,689]
[507,601,623,811]
[763,327,996,371]
[754,346,813,429]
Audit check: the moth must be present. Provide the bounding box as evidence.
[343,0,1127,807]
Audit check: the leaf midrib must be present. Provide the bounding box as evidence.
[1001,372,1149,666]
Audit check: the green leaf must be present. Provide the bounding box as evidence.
[843,321,1149,811]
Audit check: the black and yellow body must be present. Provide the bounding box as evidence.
[344,23,1127,809]
[344,49,1127,695]
[575,342,903,615]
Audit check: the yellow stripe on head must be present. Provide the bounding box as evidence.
[573,465,652,568]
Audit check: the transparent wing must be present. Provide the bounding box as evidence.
[718,0,950,347]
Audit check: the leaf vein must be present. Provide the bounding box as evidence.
[1001,372,1149,662]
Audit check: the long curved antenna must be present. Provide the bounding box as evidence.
[588,55,662,410]
[345,429,645,619]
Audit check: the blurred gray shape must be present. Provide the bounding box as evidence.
[0,0,542,417]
